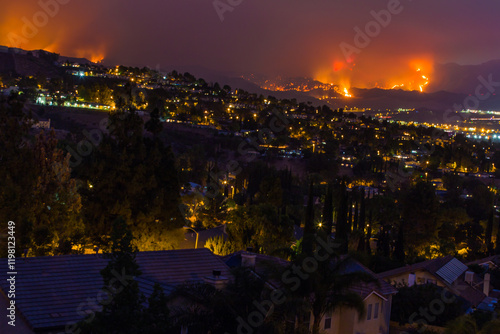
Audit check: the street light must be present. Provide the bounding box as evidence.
[183,226,199,249]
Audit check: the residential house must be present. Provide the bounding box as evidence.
[377,255,494,310]
[224,251,397,334]
[0,249,232,334]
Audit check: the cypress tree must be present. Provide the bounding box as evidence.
[322,183,334,236]
[366,204,372,254]
[303,181,315,257]
[357,191,366,252]
[495,216,500,255]
[394,221,406,263]
[335,181,349,254]
[347,192,352,232]
[353,188,359,231]
[486,210,494,255]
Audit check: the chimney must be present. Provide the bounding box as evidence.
[204,269,228,290]
[408,273,416,287]
[241,250,256,268]
[465,271,474,284]
[484,273,491,296]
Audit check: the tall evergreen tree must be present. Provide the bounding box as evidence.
[357,192,366,252]
[335,181,349,254]
[394,221,406,263]
[366,204,373,254]
[495,216,500,255]
[322,183,334,235]
[353,188,359,231]
[347,191,353,232]
[77,109,184,251]
[80,217,144,334]
[486,210,494,255]
[303,181,316,257]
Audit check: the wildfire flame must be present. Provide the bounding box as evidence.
[343,87,352,98]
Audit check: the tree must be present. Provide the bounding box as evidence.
[322,183,334,235]
[392,284,466,329]
[357,192,366,252]
[169,267,268,333]
[142,283,172,334]
[77,110,184,250]
[29,131,84,255]
[204,235,234,256]
[226,203,293,254]
[366,203,373,254]
[335,181,349,254]
[80,217,144,334]
[485,211,494,255]
[495,216,500,255]
[394,221,406,263]
[400,181,439,257]
[0,95,37,256]
[282,237,372,334]
[145,107,163,136]
[303,181,316,257]
[444,315,478,334]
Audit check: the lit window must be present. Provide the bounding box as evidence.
[367,304,372,320]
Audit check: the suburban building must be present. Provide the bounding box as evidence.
[377,255,495,310]
[1,247,399,334]
[224,251,398,334]
[0,249,232,334]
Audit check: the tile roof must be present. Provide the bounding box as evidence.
[377,256,489,307]
[377,255,455,280]
[466,255,500,268]
[0,248,231,332]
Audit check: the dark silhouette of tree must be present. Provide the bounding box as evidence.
[322,183,334,235]
[145,107,163,136]
[302,181,316,257]
[357,192,366,252]
[486,211,494,255]
[394,221,406,263]
[353,188,359,231]
[77,109,184,250]
[366,203,373,254]
[80,217,144,334]
[142,283,172,334]
[495,217,500,255]
[335,181,349,254]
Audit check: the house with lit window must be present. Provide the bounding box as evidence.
[1,247,397,334]
[224,251,397,334]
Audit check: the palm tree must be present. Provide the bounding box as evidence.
[168,267,268,333]
[272,231,375,334]
[296,247,374,334]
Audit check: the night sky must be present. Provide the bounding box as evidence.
[1,0,499,88]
